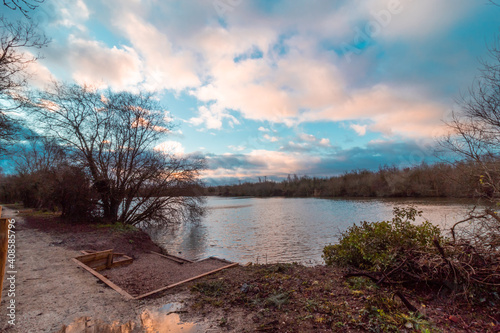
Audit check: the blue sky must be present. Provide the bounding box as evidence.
[4,0,500,184]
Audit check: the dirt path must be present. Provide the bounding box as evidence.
[0,208,209,333]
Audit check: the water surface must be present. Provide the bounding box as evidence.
[150,197,478,265]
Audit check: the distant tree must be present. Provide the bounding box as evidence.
[28,83,205,226]
[0,16,48,155]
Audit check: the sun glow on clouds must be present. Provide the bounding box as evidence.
[25,0,499,181]
[204,149,321,179]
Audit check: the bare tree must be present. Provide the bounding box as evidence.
[440,36,500,267]
[441,37,500,201]
[3,0,44,18]
[14,135,66,175]
[28,83,205,226]
[0,16,48,154]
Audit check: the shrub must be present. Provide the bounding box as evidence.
[322,207,442,271]
[324,206,500,303]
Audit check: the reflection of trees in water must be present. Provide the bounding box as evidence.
[149,220,208,260]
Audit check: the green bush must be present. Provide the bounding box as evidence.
[323,207,442,271]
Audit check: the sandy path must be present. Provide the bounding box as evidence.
[0,208,206,333]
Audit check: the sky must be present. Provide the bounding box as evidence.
[3,0,500,184]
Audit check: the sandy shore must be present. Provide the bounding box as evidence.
[0,207,211,333]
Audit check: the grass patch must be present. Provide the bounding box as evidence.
[95,222,137,232]
[191,279,227,297]
[1,203,24,210]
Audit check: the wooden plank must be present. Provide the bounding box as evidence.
[149,251,191,264]
[197,256,233,264]
[0,218,9,303]
[72,258,135,300]
[152,251,194,263]
[109,257,133,269]
[81,250,126,257]
[106,253,113,269]
[75,249,113,264]
[91,257,133,271]
[134,262,239,300]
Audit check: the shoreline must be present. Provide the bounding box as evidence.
[1,206,498,332]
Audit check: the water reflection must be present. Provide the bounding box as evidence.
[151,197,479,266]
[58,303,201,333]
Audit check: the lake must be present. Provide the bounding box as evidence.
[149,197,479,265]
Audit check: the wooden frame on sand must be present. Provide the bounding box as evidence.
[73,249,239,300]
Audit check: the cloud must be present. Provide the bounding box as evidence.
[189,103,239,130]
[154,140,185,156]
[319,138,331,147]
[105,3,201,91]
[299,133,317,142]
[258,126,270,132]
[263,134,279,142]
[56,36,144,91]
[204,139,439,183]
[228,145,246,151]
[24,55,56,89]
[302,84,449,138]
[280,134,333,153]
[204,149,321,180]
[350,124,367,136]
[35,0,494,141]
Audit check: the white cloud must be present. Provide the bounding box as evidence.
[66,36,143,90]
[299,133,317,142]
[263,134,279,142]
[189,103,238,130]
[228,145,246,151]
[258,126,270,132]
[154,140,185,156]
[107,6,201,91]
[350,124,367,136]
[319,138,331,147]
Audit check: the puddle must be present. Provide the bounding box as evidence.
[58,303,202,333]
[157,302,183,314]
[56,317,138,333]
[141,311,200,333]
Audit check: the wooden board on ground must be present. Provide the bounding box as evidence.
[134,261,239,300]
[74,249,133,271]
[149,251,193,264]
[72,250,239,300]
[72,258,135,300]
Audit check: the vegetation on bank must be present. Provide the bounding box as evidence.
[323,207,500,305]
[206,162,480,198]
[190,262,498,332]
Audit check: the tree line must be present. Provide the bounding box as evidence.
[206,161,482,198]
